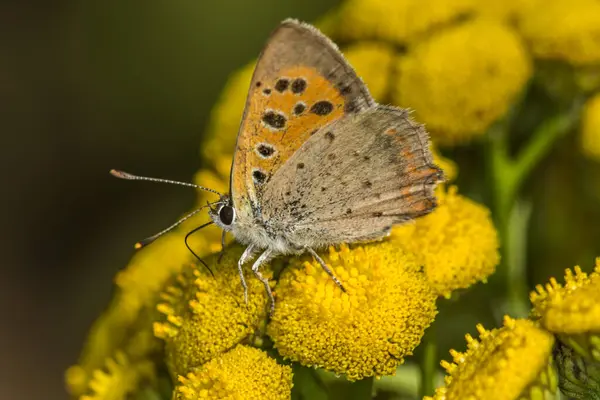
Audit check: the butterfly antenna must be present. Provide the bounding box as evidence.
[185,221,216,278]
[110,169,222,196]
[134,206,210,249]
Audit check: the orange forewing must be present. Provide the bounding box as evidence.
[232,66,345,206]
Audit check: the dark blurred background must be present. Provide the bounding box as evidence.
[1,1,338,399]
[3,1,600,399]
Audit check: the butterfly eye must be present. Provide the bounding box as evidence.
[218,205,236,226]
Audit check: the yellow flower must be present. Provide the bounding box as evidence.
[72,352,156,400]
[175,345,292,400]
[530,258,600,361]
[65,304,161,397]
[115,226,218,322]
[393,19,531,145]
[432,146,458,182]
[473,0,543,25]
[154,247,269,377]
[343,42,396,102]
[520,0,600,66]
[581,94,600,160]
[427,317,557,400]
[202,62,254,164]
[335,0,475,44]
[391,185,499,297]
[267,242,437,380]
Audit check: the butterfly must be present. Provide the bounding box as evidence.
[111,19,444,314]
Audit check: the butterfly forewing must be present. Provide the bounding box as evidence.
[230,19,375,219]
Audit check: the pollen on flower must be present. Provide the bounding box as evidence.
[154,246,270,377]
[392,185,499,297]
[343,42,395,102]
[393,20,531,145]
[76,352,156,400]
[174,345,292,400]
[427,317,556,400]
[335,0,476,44]
[581,94,600,160]
[267,242,437,380]
[519,0,600,66]
[530,258,600,361]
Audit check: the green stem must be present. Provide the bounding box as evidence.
[489,104,580,317]
[419,327,438,398]
[292,365,329,400]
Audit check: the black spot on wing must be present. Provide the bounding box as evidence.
[252,169,267,185]
[256,143,275,158]
[262,111,286,129]
[293,102,306,115]
[291,78,307,94]
[275,78,289,92]
[310,101,334,116]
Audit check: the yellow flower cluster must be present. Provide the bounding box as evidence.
[334,0,475,44]
[581,94,600,160]
[519,0,600,66]
[70,4,519,398]
[426,317,556,400]
[268,243,437,380]
[74,352,156,400]
[430,258,600,399]
[392,186,499,297]
[154,247,270,377]
[531,258,600,361]
[393,20,531,144]
[175,345,292,400]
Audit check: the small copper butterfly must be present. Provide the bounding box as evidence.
[111,19,444,313]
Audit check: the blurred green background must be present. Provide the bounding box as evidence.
[1,1,339,399]
[3,1,600,399]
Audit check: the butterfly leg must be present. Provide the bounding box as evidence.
[305,247,346,292]
[238,244,256,303]
[250,249,275,315]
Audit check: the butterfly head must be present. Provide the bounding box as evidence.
[208,195,237,231]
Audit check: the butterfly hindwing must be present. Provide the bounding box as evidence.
[230,19,375,219]
[261,105,444,248]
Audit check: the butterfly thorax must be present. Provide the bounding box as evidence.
[209,195,297,254]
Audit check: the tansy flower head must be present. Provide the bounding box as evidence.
[65,300,162,397]
[427,317,557,400]
[267,242,437,381]
[201,62,255,164]
[530,258,600,361]
[393,19,531,145]
[115,219,221,323]
[335,0,475,44]
[581,94,600,160]
[175,345,292,400]
[392,185,499,297]
[154,247,270,377]
[473,0,542,25]
[520,0,600,66]
[75,352,156,400]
